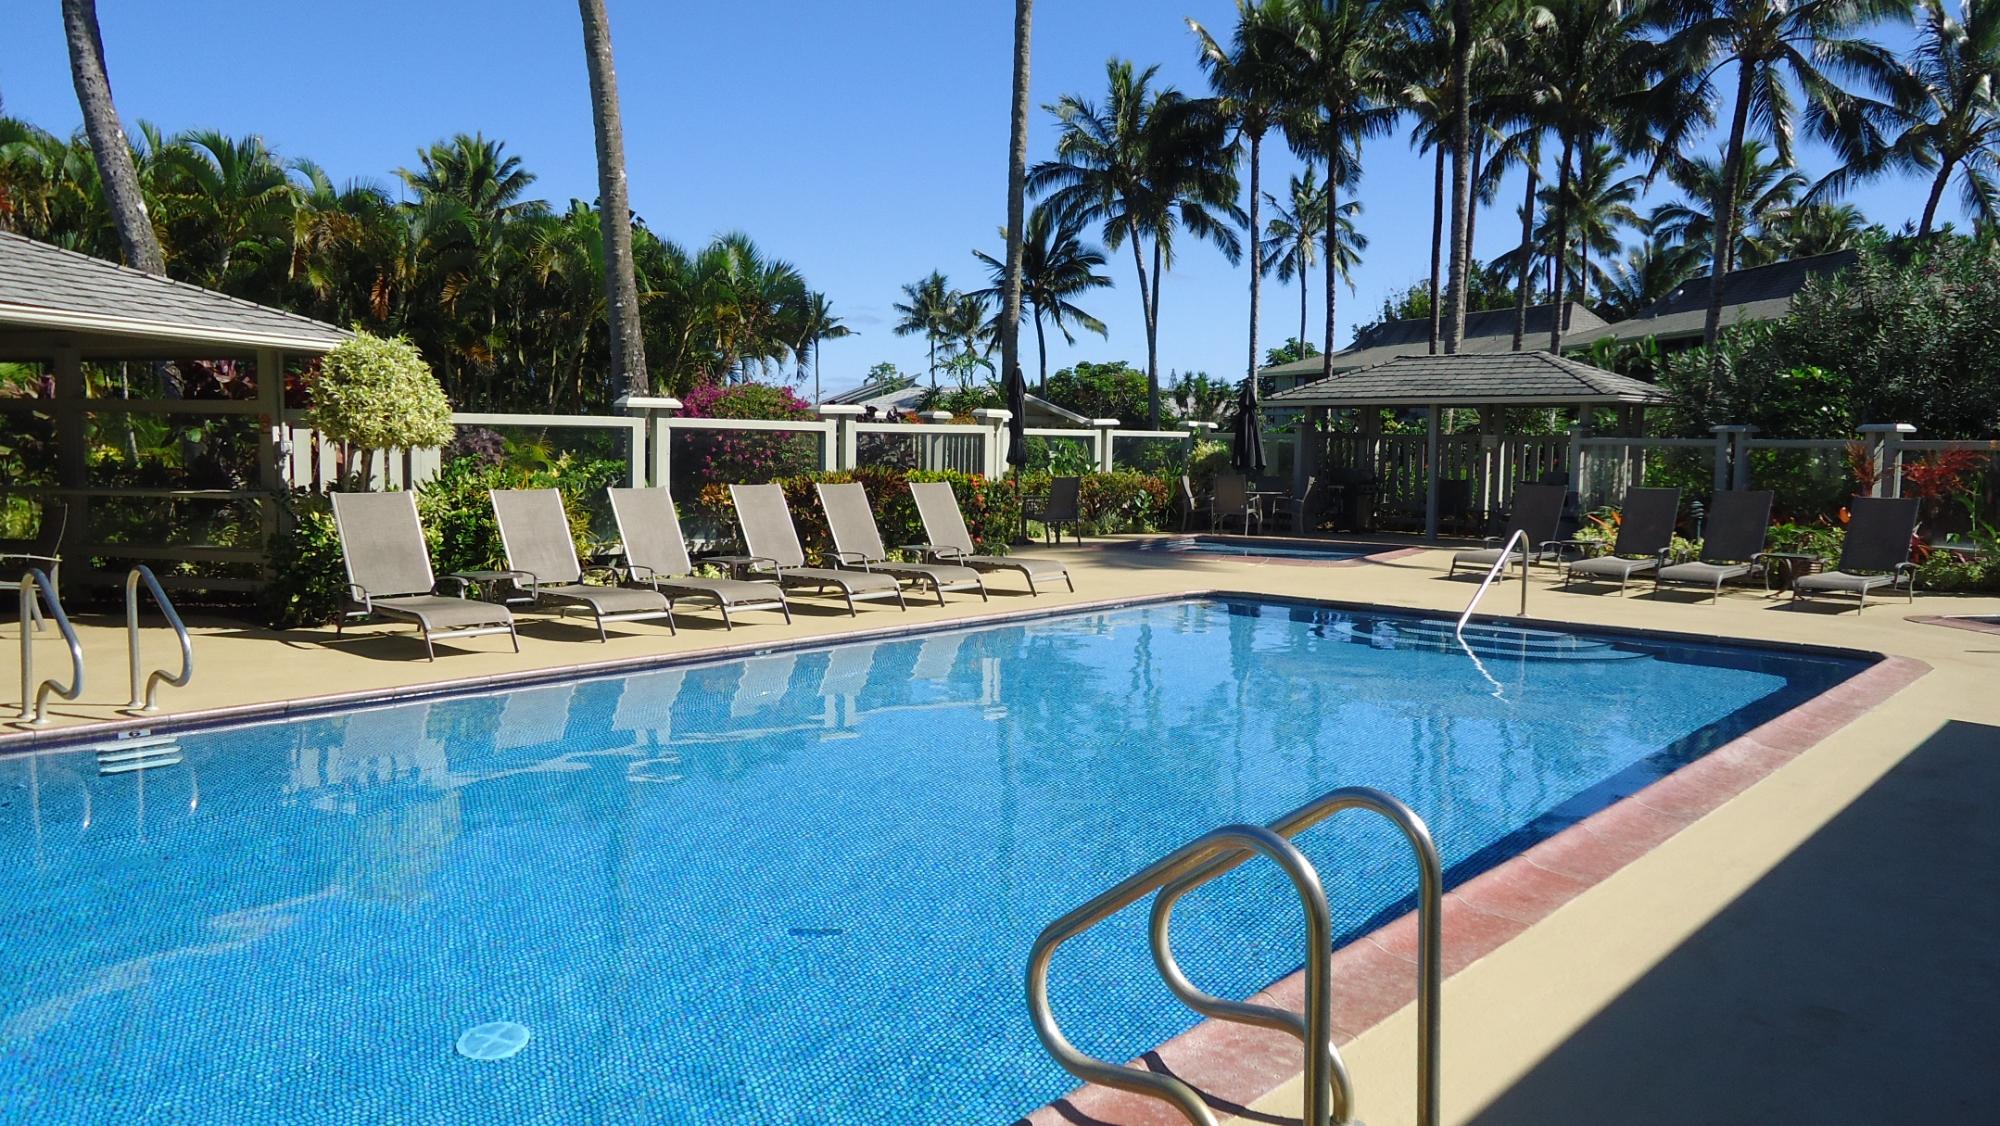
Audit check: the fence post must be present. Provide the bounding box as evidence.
[919,410,953,471]
[614,394,682,486]
[972,408,1012,477]
[1566,419,1591,493]
[1855,423,1916,498]
[1709,424,1750,493]
[817,404,862,472]
[1091,418,1119,473]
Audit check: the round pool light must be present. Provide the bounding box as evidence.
[456,1021,531,1061]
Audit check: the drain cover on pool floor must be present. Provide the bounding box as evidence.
[456,1021,531,1060]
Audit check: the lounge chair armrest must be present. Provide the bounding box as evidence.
[1481,535,1503,547]
[0,551,60,565]
[348,583,376,613]
[822,549,868,567]
[433,576,471,598]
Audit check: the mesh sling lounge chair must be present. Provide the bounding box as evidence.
[491,488,676,640]
[1563,487,1683,594]
[909,480,1074,595]
[329,490,518,660]
[815,482,986,606]
[608,487,791,629]
[1449,483,1567,577]
[728,484,905,615]
[1792,495,1922,612]
[1654,490,1774,603]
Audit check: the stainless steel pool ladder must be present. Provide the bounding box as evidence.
[18,568,83,726]
[127,565,193,713]
[1025,786,1443,1126]
[1456,528,1531,637]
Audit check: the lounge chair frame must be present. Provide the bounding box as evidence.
[816,482,987,606]
[1790,495,1921,613]
[1653,490,1774,604]
[728,484,906,615]
[1449,483,1568,577]
[607,487,791,629]
[491,488,676,640]
[908,481,1074,595]
[329,491,518,661]
[1562,487,1682,595]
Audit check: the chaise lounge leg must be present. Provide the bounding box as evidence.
[507,620,520,653]
[422,625,436,662]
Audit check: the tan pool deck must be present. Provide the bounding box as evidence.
[6,535,1998,1125]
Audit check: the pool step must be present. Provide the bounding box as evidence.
[1333,620,1645,662]
[88,732,185,775]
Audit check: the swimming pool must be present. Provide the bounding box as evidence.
[1134,536,1379,561]
[0,599,1863,1124]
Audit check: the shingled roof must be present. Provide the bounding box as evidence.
[1564,249,1859,348]
[1260,302,1608,379]
[0,231,348,354]
[1264,349,1668,407]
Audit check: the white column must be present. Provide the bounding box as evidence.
[816,404,862,472]
[920,410,953,471]
[1857,422,1916,498]
[1709,424,1750,493]
[1090,418,1119,473]
[614,394,682,487]
[1293,410,1312,499]
[971,408,1012,477]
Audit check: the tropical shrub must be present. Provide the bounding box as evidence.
[672,382,821,501]
[1044,361,1150,423]
[306,332,454,452]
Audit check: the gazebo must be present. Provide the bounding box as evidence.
[1263,350,1669,540]
[0,231,349,592]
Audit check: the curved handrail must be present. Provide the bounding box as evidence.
[1026,824,1336,1126]
[18,568,83,726]
[126,565,193,713]
[1456,528,1531,636]
[1150,787,1444,1126]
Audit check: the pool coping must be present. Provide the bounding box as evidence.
[1,588,1892,754]
[1012,648,1931,1126]
[1907,612,2000,638]
[1104,534,1429,568]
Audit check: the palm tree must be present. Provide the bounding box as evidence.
[1597,228,1702,319]
[1000,0,1036,427]
[1259,167,1327,351]
[1653,140,1811,268]
[1191,0,1291,388]
[1650,0,1910,344]
[60,0,163,274]
[1269,0,1397,372]
[158,130,293,291]
[794,292,853,405]
[893,271,957,387]
[973,206,1112,392]
[578,0,650,398]
[1821,0,2000,236]
[1535,142,1642,303]
[1032,59,1243,426]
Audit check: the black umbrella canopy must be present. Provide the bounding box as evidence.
[1004,362,1029,468]
[1232,377,1267,475]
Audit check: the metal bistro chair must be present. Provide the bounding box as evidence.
[1212,474,1264,534]
[1177,475,1212,532]
[3,501,68,606]
[1028,476,1084,544]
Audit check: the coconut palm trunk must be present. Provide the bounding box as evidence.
[1000,0,1035,425]
[1428,147,1444,354]
[1919,160,1954,238]
[1546,134,1575,353]
[1703,63,1757,346]
[578,0,650,398]
[1322,179,1339,376]
[1512,148,1538,351]
[1442,0,1473,354]
[1246,128,1264,391]
[61,0,164,274]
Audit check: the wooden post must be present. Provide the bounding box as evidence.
[52,347,89,589]
[1424,405,1441,543]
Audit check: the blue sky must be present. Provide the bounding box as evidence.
[1,1,1942,399]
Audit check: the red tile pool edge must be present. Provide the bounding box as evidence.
[1015,653,1931,1126]
[1908,613,2000,638]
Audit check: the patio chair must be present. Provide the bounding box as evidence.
[1791,495,1922,612]
[1654,490,1774,604]
[607,486,791,628]
[1023,475,1084,544]
[490,488,676,640]
[328,490,518,660]
[1562,487,1683,594]
[3,501,68,625]
[1212,474,1264,534]
[1448,483,1567,577]
[1177,475,1211,532]
[815,481,986,606]
[1266,477,1319,534]
[909,481,1073,595]
[727,484,905,615]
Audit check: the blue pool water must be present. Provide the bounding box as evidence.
[0,599,1863,1124]
[1138,536,1376,561]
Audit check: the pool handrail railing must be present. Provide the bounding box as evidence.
[1456,527,1531,636]
[1025,786,1443,1126]
[126,564,193,713]
[18,567,84,726]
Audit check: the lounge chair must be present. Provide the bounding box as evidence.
[607,487,791,628]
[909,480,1074,595]
[490,488,675,639]
[816,482,987,606]
[1177,475,1211,532]
[1791,495,1921,612]
[1449,483,1567,577]
[1027,476,1083,543]
[1654,490,1774,603]
[727,484,905,615]
[328,490,518,660]
[1212,474,1264,533]
[1563,487,1683,594]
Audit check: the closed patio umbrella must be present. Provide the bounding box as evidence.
[1005,361,1030,542]
[1232,377,1266,476]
